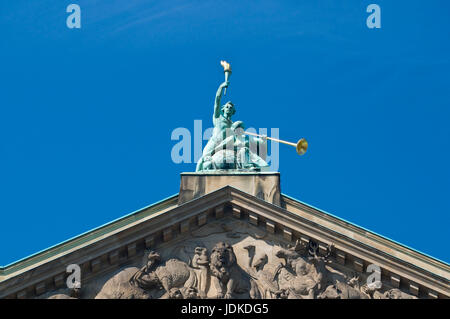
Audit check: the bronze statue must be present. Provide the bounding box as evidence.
[196,61,269,171]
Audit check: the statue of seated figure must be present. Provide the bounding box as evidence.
[196,81,269,172]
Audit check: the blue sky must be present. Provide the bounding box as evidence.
[0,1,449,265]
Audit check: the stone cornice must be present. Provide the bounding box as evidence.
[281,195,449,276]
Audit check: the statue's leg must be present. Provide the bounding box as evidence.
[196,139,216,171]
[198,136,222,171]
[195,158,204,171]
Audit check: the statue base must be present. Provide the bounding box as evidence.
[178,171,281,206]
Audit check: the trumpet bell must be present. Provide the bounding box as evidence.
[296,138,308,155]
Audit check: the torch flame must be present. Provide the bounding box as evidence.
[220,60,231,72]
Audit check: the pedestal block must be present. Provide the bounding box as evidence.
[178,172,281,206]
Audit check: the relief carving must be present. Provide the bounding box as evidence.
[47,223,418,300]
[209,242,250,299]
[129,251,198,299]
[89,238,419,299]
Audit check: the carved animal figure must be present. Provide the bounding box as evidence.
[129,251,161,290]
[151,259,197,297]
[243,245,278,299]
[129,251,197,298]
[209,242,249,298]
[96,267,152,299]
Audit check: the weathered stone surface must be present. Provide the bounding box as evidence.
[47,294,77,299]
[178,172,281,206]
[383,288,418,299]
[209,242,251,299]
[54,218,420,299]
[95,267,151,299]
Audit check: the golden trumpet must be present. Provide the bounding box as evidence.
[244,131,308,156]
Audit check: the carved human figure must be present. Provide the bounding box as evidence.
[275,241,332,298]
[191,247,210,298]
[276,257,318,298]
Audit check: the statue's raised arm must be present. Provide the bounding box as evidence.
[214,81,229,120]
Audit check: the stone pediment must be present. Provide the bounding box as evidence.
[0,174,449,299]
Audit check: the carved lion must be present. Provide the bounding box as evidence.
[209,242,248,298]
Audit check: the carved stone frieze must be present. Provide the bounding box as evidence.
[43,218,419,299]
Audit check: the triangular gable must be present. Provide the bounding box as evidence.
[0,186,448,299]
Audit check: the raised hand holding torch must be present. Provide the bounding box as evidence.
[220,60,232,95]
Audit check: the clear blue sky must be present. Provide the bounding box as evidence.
[1,1,449,265]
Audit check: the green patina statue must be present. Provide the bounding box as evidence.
[196,61,269,172]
